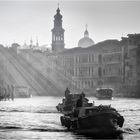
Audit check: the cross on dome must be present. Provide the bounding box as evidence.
[84,24,89,37]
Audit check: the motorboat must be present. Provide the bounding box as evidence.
[60,105,124,138]
[95,88,113,100]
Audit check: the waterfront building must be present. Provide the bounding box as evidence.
[14,6,140,97]
[47,6,125,95]
[50,40,123,94]
[120,34,140,97]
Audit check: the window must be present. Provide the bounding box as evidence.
[98,67,102,77]
[92,54,94,62]
[98,54,102,63]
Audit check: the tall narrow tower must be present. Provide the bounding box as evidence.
[51,6,65,52]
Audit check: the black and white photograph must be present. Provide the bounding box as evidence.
[0,0,140,139]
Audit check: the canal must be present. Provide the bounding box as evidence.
[0,96,140,139]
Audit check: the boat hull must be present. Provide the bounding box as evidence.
[61,111,124,138]
[74,127,123,139]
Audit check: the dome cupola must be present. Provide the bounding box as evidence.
[78,25,94,48]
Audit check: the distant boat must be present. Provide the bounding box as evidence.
[95,88,113,100]
[14,86,31,98]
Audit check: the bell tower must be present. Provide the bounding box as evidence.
[51,6,65,52]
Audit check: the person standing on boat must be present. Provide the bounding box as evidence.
[65,87,70,98]
[81,91,85,98]
[76,94,83,107]
[80,91,90,107]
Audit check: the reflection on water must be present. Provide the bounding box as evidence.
[0,96,140,139]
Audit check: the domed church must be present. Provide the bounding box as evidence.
[78,25,94,48]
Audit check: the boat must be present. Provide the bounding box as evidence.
[60,105,124,138]
[57,89,124,138]
[14,85,31,98]
[95,88,113,100]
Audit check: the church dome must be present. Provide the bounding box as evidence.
[78,27,94,48]
[78,37,94,48]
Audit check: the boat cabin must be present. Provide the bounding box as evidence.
[96,88,113,93]
[76,105,116,118]
[95,88,113,99]
[77,107,100,117]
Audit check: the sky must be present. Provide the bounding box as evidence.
[0,0,140,48]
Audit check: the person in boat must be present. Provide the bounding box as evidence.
[76,94,83,108]
[64,87,73,108]
[65,87,70,98]
[62,98,66,105]
[80,91,91,107]
[81,91,85,98]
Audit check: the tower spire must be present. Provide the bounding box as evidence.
[51,4,65,52]
[57,1,59,9]
[84,24,89,37]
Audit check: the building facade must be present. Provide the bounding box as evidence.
[120,34,140,97]
[47,8,140,97]
[48,39,124,95]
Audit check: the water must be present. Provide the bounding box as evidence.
[0,96,140,139]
